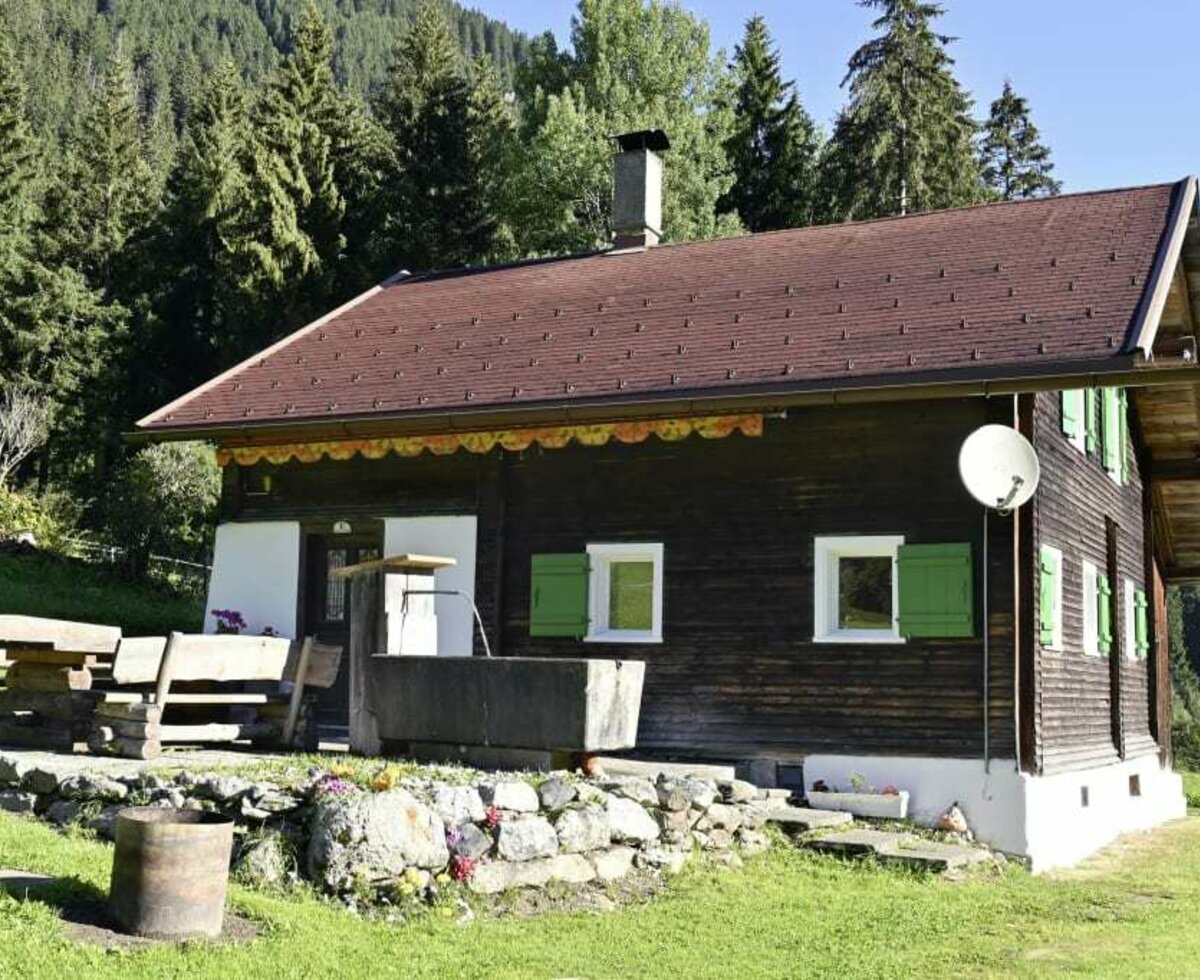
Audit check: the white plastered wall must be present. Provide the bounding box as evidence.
[204,522,301,637]
[802,752,1185,871]
[383,516,478,657]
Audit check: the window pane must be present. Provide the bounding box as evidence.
[838,556,892,631]
[609,560,654,631]
[325,549,348,621]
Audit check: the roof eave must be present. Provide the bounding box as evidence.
[129,354,1200,447]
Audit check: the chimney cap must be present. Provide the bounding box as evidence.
[614,129,671,153]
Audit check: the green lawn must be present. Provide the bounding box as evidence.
[0,551,203,636]
[4,809,1200,978]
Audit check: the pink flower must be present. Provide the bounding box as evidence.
[484,806,503,829]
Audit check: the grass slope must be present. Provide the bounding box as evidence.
[3,812,1200,978]
[0,551,203,637]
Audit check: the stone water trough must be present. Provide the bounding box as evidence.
[368,656,646,754]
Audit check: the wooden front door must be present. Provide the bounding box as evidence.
[303,527,383,738]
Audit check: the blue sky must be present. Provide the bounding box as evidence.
[470,0,1198,193]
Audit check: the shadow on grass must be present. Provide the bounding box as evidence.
[1,871,258,949]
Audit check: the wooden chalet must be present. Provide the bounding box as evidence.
[137,135,1200,869]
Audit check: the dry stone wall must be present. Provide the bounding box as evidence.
[0,753,789,900]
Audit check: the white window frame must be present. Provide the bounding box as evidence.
[813,535,905,644]
[585,543,664,644]
[1082,560,1099,657]
[1063,389,1086,454]
[1042,545,1064,651]
[1124,578,1137,661]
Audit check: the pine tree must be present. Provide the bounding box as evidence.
[823,0,982,221]
[980,80,1061,200]
[720,15,820,232]
[467,56,519,262]
[375,2,500,271]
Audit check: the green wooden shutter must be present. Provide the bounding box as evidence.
[1119,388,1129,483]
[1097,572,1113,654]
[1102,388,1121,476]
[1134,588,1149,658]
[1061,391,1082,441]
[1039,546,1059,646]
[529,554,590,637]
[1085,389,1098,453]
[896,543,974,638]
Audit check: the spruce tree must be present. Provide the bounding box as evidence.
[257,2,348,321]
[980,80,1061,200]
[154,60,315,388]
[375,2,499,271]
[0,25,36,267]
[42,48,157,299]
[823,0,982,221]
[720,15,820,232]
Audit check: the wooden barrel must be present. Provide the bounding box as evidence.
[108,808,234,939]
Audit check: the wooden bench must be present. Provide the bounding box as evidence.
[90,632,342,759]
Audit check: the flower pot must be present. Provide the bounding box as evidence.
[806,790,910,820]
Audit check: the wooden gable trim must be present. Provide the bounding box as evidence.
[1127,176,1198,355]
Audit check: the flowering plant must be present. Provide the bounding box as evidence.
[211,609,246,634]
[445,825,463,849]
[313,774,355,796]
[449,854,476,882]
[260,625,280,637]
[484,806,503,829]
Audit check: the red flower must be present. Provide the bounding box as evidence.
[449,854,476,882]
[484,806,503,829]
[881,784,901,797]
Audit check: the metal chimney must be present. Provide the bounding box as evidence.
[612,130,670,250]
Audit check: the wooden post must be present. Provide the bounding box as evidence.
[348,570,384,755]
[153,632,182,708]
[282,637,314,747]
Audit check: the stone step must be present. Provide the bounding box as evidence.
[803,828,992,872]
[764,806,855,831]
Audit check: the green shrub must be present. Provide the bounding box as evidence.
[0,485,78,552]
[104,442,220,578]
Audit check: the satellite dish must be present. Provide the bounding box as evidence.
[959,424,1040,513]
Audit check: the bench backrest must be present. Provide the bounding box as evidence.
[112,634,342,689]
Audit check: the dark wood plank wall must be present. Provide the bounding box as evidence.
[1030,391,1155,776]
[222,399,1017,763]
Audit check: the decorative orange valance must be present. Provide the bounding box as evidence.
[216,413,764,467]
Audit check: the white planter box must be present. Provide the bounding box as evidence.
[806,790,910,820]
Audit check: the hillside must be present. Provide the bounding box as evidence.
[0,547,203,637]
[2,0,530,143]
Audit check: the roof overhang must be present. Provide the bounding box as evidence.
[129,354,1200,448]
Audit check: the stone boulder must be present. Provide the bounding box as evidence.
[555,806,611,853]
[432,785,485,825]
[537,777,577,812]
[479,781,539,813]
[57,774,129,802]
[0,790,36,814]
[606,796,660,844]
[655,775,716,812]
[495,817,559,862]
[449,822,492,860]
[307,790,448,891]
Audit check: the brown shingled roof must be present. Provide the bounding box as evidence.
[140,180,1192,436]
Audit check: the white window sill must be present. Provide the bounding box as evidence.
[813,633,906,645]
[585,631,663,645]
